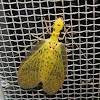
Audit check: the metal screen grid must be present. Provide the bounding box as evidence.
[0,0,100,100]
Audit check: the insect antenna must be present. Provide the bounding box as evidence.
[43,16,52,35]
[59,26,72,40]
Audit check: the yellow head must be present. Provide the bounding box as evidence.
[53,17,64,32]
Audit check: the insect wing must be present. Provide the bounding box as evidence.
[60,44,67,77]
[18,40,45,89]
[42,43,67,95]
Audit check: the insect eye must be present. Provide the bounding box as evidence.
[57,24,60,26]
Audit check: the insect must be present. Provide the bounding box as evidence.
[18,17,71,95]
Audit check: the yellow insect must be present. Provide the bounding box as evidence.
[18,17,70,95]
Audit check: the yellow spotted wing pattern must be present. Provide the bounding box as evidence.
[18,40,45,89]
[41,41,67,95]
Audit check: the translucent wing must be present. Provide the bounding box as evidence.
[60,44,67,77]
[41,42,67,95]
[18,40,45,89]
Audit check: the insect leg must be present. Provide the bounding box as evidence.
[29,33,45,40]
[15,25,52,56]
[64,26,93,65]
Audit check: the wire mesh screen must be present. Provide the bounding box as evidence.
[0,0,100,100]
